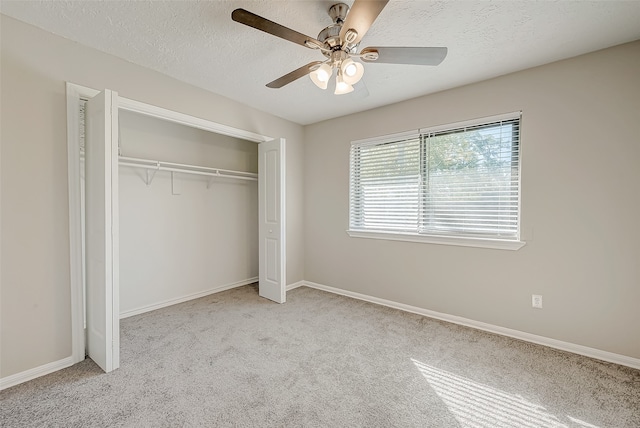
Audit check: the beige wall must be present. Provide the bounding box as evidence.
[0,15,304,378]
[304,41,640,359]
[2,11,638,382]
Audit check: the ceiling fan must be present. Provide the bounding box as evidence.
[231,0,447,94]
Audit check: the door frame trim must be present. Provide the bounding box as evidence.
[66,82,278,364]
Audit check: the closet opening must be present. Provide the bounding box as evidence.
[116,110,260,319]
[67,83,286,373]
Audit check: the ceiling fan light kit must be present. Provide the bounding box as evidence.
[334,73,354,95]
[310,63,332,89]
[309,49,364,92]
[231,0,447,95]
[341,58,364,84]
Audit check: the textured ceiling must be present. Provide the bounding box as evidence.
[2,1,640,125]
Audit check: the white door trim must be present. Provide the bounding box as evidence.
[66,82,279,364]
[117,97,271,143]
[66,83,87,363]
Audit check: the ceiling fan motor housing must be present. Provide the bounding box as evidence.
[329,3,349,23]
[318,3,358,55]
[317,24,342,51]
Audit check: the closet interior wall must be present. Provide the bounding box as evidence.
[118,110,259,317]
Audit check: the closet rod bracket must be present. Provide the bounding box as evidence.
[145,162,160,186]
[206,171,222,189]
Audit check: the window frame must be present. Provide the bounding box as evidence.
[347,112,525,251]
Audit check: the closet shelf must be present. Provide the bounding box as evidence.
[119,156,258,186]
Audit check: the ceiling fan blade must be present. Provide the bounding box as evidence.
[232,9,322,49]
[339,0,389,46]
[266,61,323,88]
[352,79,370,99]
[360,47,448,65]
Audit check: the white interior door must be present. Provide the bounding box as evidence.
[258,138,286,303]
[85,89,120,372]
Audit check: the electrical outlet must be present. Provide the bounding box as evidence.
[532,294,543,309]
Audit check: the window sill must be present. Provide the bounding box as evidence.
[346,230,526,251]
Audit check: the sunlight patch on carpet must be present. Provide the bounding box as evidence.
[411,358,601,428]
[566,416,602,428]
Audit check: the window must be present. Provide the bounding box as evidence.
[348,112,524,250]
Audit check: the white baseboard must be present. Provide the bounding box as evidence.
[287,280,305,291]
[0,356,75,391]
[301,281,640,370]
[120,277,258,319]
[6,279,636,391]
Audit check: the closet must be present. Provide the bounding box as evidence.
[69,84,285,374]
[117,110,259,317]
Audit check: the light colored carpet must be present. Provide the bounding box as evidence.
[1,284,639,427]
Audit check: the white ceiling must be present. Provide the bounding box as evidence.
[2,1,640,125]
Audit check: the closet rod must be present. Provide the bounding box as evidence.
[118,156,258,182]
[120,156,257,178]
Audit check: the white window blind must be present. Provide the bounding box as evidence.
[350,134,421,232]
[349,113,521,242]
